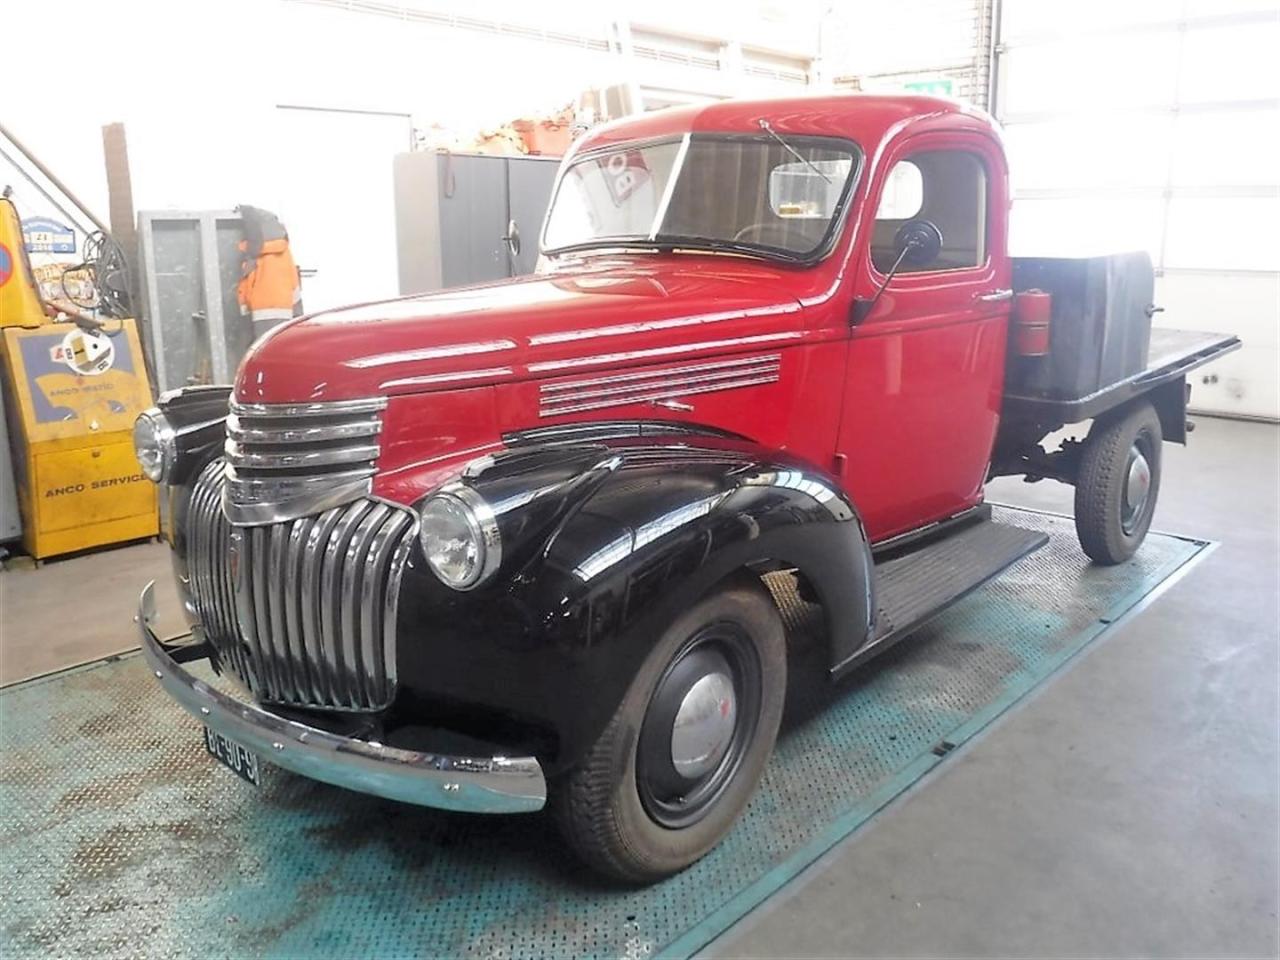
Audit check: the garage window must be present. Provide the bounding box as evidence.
[872,151,988,274]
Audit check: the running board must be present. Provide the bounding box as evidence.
[832,517,1049,678]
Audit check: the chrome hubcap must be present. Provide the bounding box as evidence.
[671,671,737,780]
[1122,444,1152,534]
[637,626,761,829]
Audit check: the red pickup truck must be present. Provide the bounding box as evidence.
[134,94,1238,882]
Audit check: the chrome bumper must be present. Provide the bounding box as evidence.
[136,581,546,814]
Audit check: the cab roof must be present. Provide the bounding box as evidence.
[574,93,1000,156]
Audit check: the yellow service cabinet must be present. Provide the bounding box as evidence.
[1,320,159,558]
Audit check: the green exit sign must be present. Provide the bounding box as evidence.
[904,78,954,97]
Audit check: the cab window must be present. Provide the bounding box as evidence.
[872,151,989,273]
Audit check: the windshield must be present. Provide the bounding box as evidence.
[542,134,860,262]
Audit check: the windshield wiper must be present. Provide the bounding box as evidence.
[545,237,801,265]
[758,119,831,184]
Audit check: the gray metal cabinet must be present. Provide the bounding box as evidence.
[394,152,559,294]
[505,157,558,276]
[137,210,253,394]
[0,386,22,543]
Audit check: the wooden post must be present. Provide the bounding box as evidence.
[101,122,138,310]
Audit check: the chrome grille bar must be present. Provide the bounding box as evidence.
[344,503,391,707]
[283,519,316,703]
[224,440,381,470]
[184,459,414,712]
[300,508,344,706]
[231,398,387,418]
[226,415,381,445]
[224,396,388,525]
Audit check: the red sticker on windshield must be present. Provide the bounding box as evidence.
[597,150,650,207]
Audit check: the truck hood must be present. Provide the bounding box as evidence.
[234,256,814,404]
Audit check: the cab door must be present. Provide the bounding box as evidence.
[836,131,1011,543]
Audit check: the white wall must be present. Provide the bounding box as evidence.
[3,0,823,309]
[4,1,605,224]
[2,0,826,217]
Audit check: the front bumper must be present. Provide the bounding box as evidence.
[136,581,546,814]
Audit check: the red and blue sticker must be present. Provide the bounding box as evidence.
[0,242,13,288]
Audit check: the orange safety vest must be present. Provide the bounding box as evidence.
[236,205,302,329]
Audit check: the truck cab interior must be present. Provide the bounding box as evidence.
[871,150,989,273]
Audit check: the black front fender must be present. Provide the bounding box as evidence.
[394,436,873,771]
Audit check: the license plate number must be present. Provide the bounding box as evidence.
[203,727,260,787]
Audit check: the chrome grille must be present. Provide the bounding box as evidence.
[224,397,387,524]
[539,354,781,417]
[186,458,415,711]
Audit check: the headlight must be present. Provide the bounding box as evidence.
[417,485,501,590]
[133,408,176,483]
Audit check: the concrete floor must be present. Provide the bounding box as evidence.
[0,416,1276,956]
[709,415,1280,959]
[0,541,182,685]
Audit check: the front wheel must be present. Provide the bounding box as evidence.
[553,576,786,883]
[1074,400,1163,565]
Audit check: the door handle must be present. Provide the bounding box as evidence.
[502,219,521,259]
[975,288,1013,303]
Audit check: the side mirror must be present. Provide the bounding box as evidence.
[893,219,943,268]
[851,218,945,324]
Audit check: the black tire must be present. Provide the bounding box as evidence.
[1074,401,1163,565]
[553,575,786,883]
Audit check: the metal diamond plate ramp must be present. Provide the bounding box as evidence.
[0,507,1210,958]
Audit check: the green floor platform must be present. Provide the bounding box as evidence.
[0,507,1210,959]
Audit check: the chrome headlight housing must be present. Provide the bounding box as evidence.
[417,485,501,590]
[133,408,176,483]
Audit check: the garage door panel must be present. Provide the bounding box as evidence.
[1179,20,1280,104]
[1164,196,1280,272]
[999,34,1180,116]
[1009,196,1164,259]
[1185,0,1280,14]
[1156,272,1280,349]
[1004,115,1173,191]
[1001,0,1173,41]
[1181,343,1279,420]
[999,0,1279,419]
[1170,109,1280,188]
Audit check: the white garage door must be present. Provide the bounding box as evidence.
[995,2,1280,420]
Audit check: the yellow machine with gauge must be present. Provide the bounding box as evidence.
[0,195,159,559]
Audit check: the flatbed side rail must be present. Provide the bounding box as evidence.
[1002,328,1241,425]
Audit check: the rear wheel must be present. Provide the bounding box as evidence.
[553,576,786,883]
[1074,401,1163,565]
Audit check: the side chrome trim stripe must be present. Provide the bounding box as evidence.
[540,354,780,392]
[538,354,781,417]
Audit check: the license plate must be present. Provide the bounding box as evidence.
[203,726,260,787]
